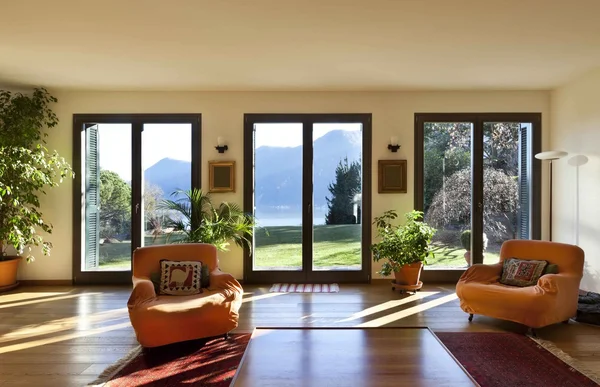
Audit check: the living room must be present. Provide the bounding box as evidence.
[1,1,600,386]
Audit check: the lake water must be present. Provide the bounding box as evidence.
[255,211,327,227]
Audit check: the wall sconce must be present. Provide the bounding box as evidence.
[215,136,228,153]
[388,136,400,152]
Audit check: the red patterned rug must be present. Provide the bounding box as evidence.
[436,332,600,387]
[90,334,250,387]
[92,332,600,387]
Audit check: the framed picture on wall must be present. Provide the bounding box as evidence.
[378,160,407,193]
[209,160,235,193]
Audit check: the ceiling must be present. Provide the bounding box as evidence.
[1,0,600,91]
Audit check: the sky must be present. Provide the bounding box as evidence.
[97,123,362,180]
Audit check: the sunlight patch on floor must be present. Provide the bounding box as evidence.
[338,291,439,322]
[0,292,102,309]
[0,308,129,343]
[0,291,74,304]
[354,293,459,327]
[242,293,283,303]
[0,321,133,354]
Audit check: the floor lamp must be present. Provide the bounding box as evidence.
[535,150,568,241]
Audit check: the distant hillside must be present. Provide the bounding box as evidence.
[144,158,190,197]
[144,130,362,210]
[255,130,361,211]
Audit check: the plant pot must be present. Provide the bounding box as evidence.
[0,256,21,292]
[464,250,471,265]
[393,262,424,286]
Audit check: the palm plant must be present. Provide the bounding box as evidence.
[159,188,255,252]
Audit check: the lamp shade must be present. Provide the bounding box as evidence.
[535,150,568,160]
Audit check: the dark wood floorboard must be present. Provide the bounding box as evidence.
[0,284,598,386]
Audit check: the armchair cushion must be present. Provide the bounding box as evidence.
[500,258,547,287]
[159,260,202,295]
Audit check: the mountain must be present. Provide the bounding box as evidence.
[143,130,362,210]
[254,130,362,212]
[144,158,190,197]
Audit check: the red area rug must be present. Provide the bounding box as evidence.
[90,334,250,387]
[436,332,600,387]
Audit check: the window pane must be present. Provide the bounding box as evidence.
[312,123,362,271]
[423,122,473,268]
[253,123,303,271]
[482,122,525,264]
[94,124,132,271]
[142,124,192,248]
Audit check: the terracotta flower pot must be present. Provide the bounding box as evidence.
[0,256,21,291]
[393,262,424,286]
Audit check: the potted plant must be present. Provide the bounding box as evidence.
[371,209,436,286]
[159,188,255,251]
[0,88,73,291]
[460,230,488,265]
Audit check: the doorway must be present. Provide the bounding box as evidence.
[243,114,372,283]
[72,114,201,284]
[414,113,541,268]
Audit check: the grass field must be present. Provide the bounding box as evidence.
[98,225,500,270]
[254,225,362,269]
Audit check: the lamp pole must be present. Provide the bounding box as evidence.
[535,151,568,242]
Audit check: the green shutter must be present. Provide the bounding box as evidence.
[85,124,100,270]
[518,125,531,239]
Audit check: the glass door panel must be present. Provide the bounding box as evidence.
[422,122,473,268]
[141,124,192,247]
[252,123,303,271]
[482,122,532,264]
[91,124,132,272]
[312,123,362,271]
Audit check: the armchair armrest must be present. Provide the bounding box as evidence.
[127,277,157,309]
[209,269,243,297]
[536,274,581,295]
[459,263,503,283]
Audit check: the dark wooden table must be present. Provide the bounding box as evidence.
[231,327,478,387]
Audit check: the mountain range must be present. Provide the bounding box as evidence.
[144,130,362,212]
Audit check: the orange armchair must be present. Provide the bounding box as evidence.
[127,243,243,347]
[456,240,584,329]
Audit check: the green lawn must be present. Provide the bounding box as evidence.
[98,235,184,269]
[97,225,501,270]
[429,242,501,267]
[254,225,362,269]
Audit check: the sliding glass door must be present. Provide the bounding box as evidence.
[415,113,541,268]
[73,114,201,284]
[244,114,372,283]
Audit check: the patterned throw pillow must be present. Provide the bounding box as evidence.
[159,260,202,295]
[500,258,548,287]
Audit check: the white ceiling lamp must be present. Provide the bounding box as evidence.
[535,150,568,241]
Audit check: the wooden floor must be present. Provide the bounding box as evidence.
[0,284,598,386]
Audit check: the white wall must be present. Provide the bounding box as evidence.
[551,69,600,293]
[18,90,550,281]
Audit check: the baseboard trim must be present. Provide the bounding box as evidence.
[19,279,73,286]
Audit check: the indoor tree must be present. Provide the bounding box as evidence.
[0,88,73,264]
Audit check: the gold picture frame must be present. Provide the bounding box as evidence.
[378,160,407,193]
[209,160,235,193]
